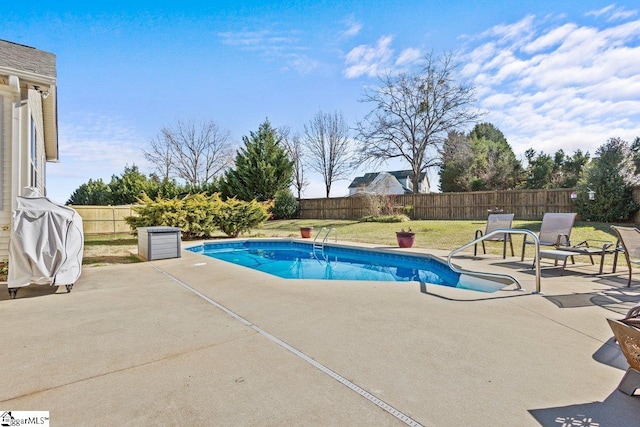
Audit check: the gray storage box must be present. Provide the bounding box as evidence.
[137,227,182,261]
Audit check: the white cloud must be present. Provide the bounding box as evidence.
[586,4,616,18]
[477,14,536,46]
[587,4,637,21]
[609,8,638,21]
[342,17,362,37]
[457,10,640,158]
[396,48,421,66]
[523,23,577,54]
[53,112,148,179]
[218,28,321,74]
[344,35,395,78]
[46,112,150,203]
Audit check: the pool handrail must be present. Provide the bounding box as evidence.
[323,227,337,245]
[447,228,542,294]
[313,227,326,245]
[312,227,337,261]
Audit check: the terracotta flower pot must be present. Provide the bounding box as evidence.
[300,226,314,238]
[396,231,415,248]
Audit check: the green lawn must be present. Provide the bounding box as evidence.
[76,219,625,267]
[251,219,622,259]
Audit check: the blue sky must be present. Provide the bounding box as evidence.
[3,1,640,203]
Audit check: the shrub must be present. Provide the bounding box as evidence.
[126,193,269,239]
[215,198,270,237]
[0,261,7,281]
[125,193,222,239]
[358,192,385,217]
[271,189,299,219]
[181,193,223,237]
[360,214,410,223]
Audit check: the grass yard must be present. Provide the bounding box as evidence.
[78,219,625,268]
[254,219,621,257]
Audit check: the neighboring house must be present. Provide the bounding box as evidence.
[0,40,58,261]
[348,170,430,195]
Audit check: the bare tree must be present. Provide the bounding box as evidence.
[303,111,351,198]
[144,120,234,186]
[144,136,174,181]
[355,52,483,193]
[279,126,308,199]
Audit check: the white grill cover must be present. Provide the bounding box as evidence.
[8,195,84,288]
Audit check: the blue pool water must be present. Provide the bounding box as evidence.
[187,240,504,293]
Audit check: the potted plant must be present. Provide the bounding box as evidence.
[396,228,415,248]
[300,226,314,238]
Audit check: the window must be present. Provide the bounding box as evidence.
[30,116,38,187]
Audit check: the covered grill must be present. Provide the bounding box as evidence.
[7,189,84,299]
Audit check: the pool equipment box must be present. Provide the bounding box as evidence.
[137,226,182,261]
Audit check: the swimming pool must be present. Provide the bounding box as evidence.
[187,240,506,293]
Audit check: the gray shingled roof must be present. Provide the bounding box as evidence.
[349,170,427,188]
[348,172,380,188]
[0,39,56,77]
[388,170,427,180]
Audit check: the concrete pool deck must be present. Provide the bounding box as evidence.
[1,240,639,426]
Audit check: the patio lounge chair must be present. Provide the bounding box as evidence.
[607,305,640,396]
[611,225,640,287]
[474,213,515,259]
[520,213,577,261]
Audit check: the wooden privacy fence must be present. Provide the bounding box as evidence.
[71,205,135,235]
[299,189,578,221]
[72,188,640,233]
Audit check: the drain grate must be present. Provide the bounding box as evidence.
[152,265,424,427]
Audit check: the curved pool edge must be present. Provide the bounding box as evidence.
[184,237,526,298]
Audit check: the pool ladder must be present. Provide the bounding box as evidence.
[312,227,337,260]
[447,229,542,293]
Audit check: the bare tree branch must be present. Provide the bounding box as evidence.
[144,120,234,186]
[354,52,483,193]
[303,111,351,198]
[144,136,174,181]
[280,126,308,199]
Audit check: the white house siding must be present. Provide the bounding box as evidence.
[0,92,10,261]
[372,174,405,195]
[0,88,48,261]
[0,41,57,263]
[350,173,406,196]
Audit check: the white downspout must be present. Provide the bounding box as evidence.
[9,75,22,211]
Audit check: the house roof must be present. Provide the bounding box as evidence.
[388,170,427,180]
[0,39,58,162]
[0,40,56,77]
[348,172,380,188]
[349,170,427,188]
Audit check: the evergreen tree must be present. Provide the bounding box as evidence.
[439,123,522,191]
[108,165,151,205]
[560,150,590,188]
[67,179,112,205]
[439,131,473,192]
[220,119,294,201]
[146,174,182,200]
[631,136,640,174]
[522,149,590,189]
[522,149,555,189]
[576,137,640,222]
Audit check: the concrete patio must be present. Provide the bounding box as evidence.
[2,241,639,426]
